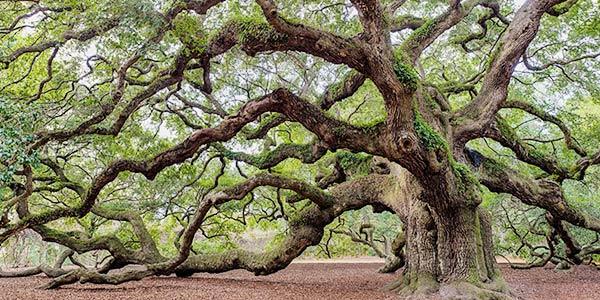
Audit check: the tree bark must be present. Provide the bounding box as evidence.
[385,166,511,299]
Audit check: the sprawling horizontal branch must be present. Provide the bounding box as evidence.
[254,0,367,71]
[165,0,224,19]
[0,249,72,279]
[32,74,184,149]
[246,69,367,140]
[477,113,600,182]
[1,88,381,243]
[523,50,600,71]
[2,90,284,241]
[41,173,406,288]
[1,17,120,67]
[204,172,336,209]
[470,149,600,232]
[215,141,328,169]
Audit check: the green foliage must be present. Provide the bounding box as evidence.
[496,118,517,142]
[0,97,39,183]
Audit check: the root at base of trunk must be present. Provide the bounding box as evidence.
[384,274,513,300]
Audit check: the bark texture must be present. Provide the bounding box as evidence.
[1,0,598,299]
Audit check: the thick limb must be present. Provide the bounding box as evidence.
[0,249,73,278]
[41,173,402,288]
[472,151,600,232]
[378,230,406,274]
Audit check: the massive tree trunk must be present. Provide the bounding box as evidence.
[386,166,511,299]
[4,0,595,297]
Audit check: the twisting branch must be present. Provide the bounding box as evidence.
[483,117,570,178]
[455,2,510,52]
[0,249,72,278]
[320,70,367,110]
[502,100,587,157]
[454,0,569,145]
[350,0,389,43]
[390,16,426,32]
[1,88,381,243]
[215,141,328,170]
[246,69,367,140]
[468,149,600,233]
[41,173,406,288]
[1,17,121,67]
[254,0,368,71]
[401,0,500,62]
[522,50,600,71]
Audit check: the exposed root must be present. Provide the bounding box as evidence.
[385,275,514,300]
[384,273,439,298]
[39,268,154,289]
[378,255,405,273]
[438,281,513,300]
[0,265,67,278]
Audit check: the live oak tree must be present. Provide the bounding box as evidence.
[0,0,599,299]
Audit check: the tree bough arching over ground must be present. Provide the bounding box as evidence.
[0,0,599,298]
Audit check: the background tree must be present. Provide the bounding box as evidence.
[0,0,599,298]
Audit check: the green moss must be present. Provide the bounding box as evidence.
[451,161,478,186]
[439,82,475,94]
[327,80,344,96]
[424,93,439,110]
[327,70,360,97]
[331,125,349,137]
[287,204,315,227]
[496,118,517,142]
[392,51,420,90]
[336,151,372,176]
[485,40,504,68]
[401,18,436,51]
[449,158,480,206]
[409,18,436,43]
[359,119,384,135]
[481,157,505,176]
[497,118,550,164]
[224,143,317,168]
[414,111,447,151]
[528,148,547,161]
[173,13,208,54]
[549,0,578,15]
[227,16,288,45]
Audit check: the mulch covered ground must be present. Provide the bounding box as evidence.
[0,263,598,299]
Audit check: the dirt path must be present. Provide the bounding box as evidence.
[0,263,598,299]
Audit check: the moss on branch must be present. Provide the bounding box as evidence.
[393,51,419,90]
[173,13,209,54]
[413,111,447,152]
[226,16,288,45]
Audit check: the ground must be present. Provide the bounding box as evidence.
[0,262,598,299]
